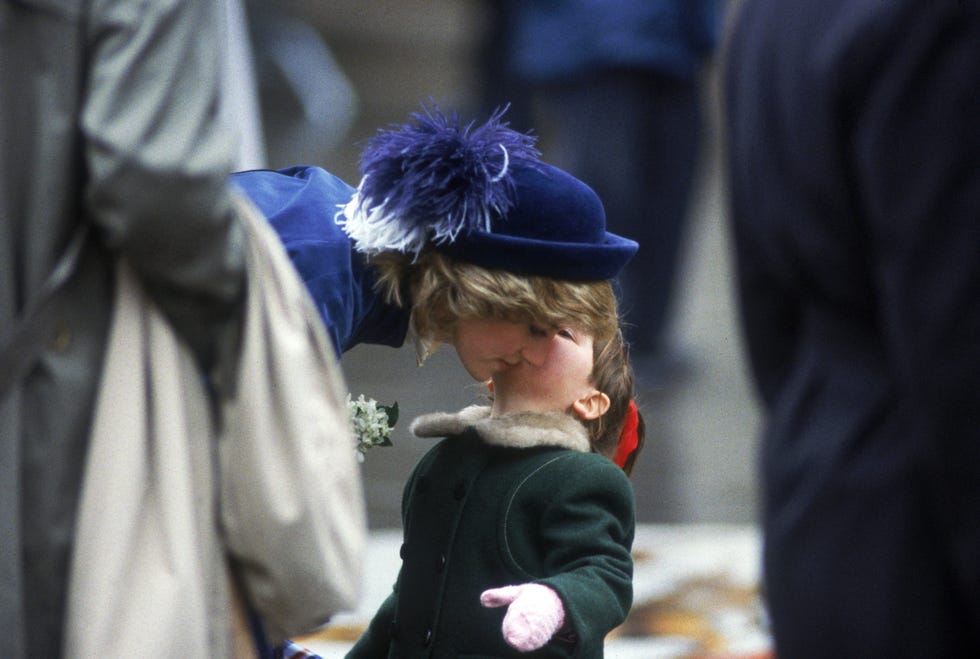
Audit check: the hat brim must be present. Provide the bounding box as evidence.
[440,230,638,281]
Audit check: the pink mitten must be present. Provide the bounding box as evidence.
[480,583,565,652]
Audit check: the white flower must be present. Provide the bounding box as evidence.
[347,394,398,460]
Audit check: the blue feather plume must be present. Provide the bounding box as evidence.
[339,104,541,256]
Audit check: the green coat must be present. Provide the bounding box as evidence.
[348,406,635,658]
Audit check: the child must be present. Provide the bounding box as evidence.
[346,313,643,657]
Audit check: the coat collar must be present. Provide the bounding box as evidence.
[410,405,591,453]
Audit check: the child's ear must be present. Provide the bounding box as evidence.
[572,390,610,421]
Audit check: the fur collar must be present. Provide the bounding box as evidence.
[410,405,591,453]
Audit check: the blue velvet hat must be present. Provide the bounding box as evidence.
[339,105,637,281]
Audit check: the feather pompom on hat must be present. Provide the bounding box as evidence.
[339,104,637,281]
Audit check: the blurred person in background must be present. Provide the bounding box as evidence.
[481,0,727,388]
[725,0,980,655]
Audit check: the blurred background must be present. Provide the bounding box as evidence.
[231,0,759,530]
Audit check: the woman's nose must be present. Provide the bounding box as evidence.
[519,333,555,367]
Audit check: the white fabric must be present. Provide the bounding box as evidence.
[220,193,367,642]
[65,258,228,657]
[65,192,366,656]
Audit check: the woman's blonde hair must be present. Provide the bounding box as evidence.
[369,250,619,349]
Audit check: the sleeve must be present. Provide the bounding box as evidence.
[520,454,636,658]
[82,0,245,371]
[231,167,411,354]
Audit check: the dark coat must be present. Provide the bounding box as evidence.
[724,0,980,655]
[347,406,635,658]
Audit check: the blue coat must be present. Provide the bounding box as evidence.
[231,166,410,355]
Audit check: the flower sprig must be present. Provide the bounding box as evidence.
[347,394,398,460]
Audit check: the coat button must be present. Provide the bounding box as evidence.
[422,628,433,647]
[400,543,408,559]
[437,553,446,572]
[453,481,466,500]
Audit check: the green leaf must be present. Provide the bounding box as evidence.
[381,402,399,428]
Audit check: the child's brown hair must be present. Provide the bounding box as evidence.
[585,328,645,476]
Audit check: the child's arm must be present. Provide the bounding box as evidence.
[494,452,635,656]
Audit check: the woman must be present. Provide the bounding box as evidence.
[231,105,638,364]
